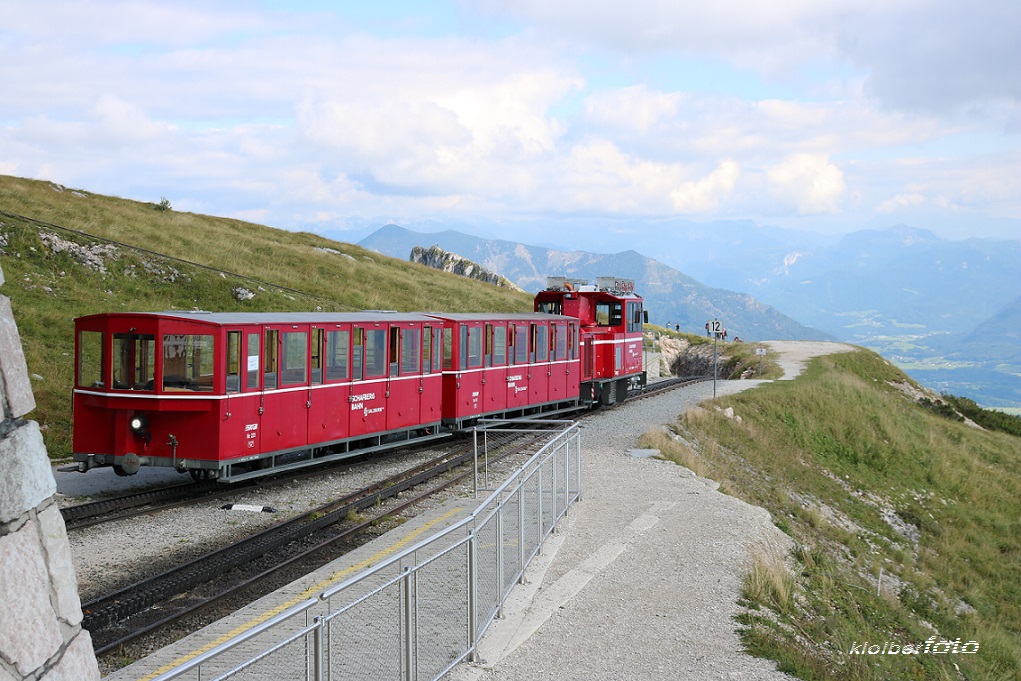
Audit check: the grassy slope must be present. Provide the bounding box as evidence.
[0,175,531,458]
[644,350,1020,680]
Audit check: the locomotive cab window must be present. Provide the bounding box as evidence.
[77,330,105,388]
[113,333,155,391]
[595,301,623,327]
[163,334,214,392]
[536,301,562,315]
[627,302,644,333]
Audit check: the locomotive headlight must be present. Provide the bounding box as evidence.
[129,413,151,443]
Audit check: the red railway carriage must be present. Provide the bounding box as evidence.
[72,311,446,480]
[427,313,581,429]
[534,276,647,405]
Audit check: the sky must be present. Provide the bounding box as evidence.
[2,0,1019,245]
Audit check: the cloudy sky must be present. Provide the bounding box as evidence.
[2,0,1019,244]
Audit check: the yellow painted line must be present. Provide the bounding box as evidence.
[135,507,467,681]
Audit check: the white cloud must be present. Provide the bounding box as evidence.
[766,154,845,214]
[671,160,740,213]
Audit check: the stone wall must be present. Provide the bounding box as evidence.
[0,265,100,680]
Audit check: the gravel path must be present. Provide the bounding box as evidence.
[451,341,855,681]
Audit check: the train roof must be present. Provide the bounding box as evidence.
[75,311,436,325]
[74,310,576,326]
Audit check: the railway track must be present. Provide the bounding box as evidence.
[85,427,553,656]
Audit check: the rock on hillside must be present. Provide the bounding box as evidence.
[410,245,524,291]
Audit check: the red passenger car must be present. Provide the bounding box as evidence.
[427,313,581,429]
[72,311,446,480]
[534,277,647,405]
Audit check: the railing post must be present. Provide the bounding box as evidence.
[403,566,416,681]
[496,505,505,619]
[472,427,479,499]
[467,529,479,662]
[537,464,544,555]
[517,481,526,585]
[312,616,324,681]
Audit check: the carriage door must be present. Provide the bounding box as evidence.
[529,322,550,405]
[222,328,264,460]
[549,322,569,400]
[350,325,388,436]
[261,325,310,453]
[386,324,421,431]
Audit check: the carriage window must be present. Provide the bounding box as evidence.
[163,334,213,392]
[263,329,278,389]
[227,331,241,393]
[311,329,324,385]
[401,327,421,374]
[462,326,483,369]
[246,333,260,390]
[493,326,507,365]
[77,330,104,388]
[513,324,528,364]
[442,327,454,370]
[326,330,349,381]
[363,328,387,378]
[353,328,364,380]
[534,325,548,362]
[423,326,434,374]
[554,324,567,360]
[281,331,307,386]
[595,302,623,327]
[113,333,155,391]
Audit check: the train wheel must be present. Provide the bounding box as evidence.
[113,465,130,477]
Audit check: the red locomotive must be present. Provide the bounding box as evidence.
[72,277,646,481]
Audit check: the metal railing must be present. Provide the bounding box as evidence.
[150,421,582,681]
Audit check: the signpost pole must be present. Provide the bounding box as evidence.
[706,318,722,398]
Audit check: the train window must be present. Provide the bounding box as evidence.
[227,331,241,393]
[493,325,507,365]
[163,334,214,392]
[536,301,562,315]
[281,332,307,386]
[462,326,483,369]
[263,329,279,389]
[113,333,155,391]
[311,329,324,385]
[401,327,420,374]
[77,330,104,388]
[363,328,387,378]
[390,328,401,376]
[246,333,261,390]
[627,302,644,333]
[442,328,454,371]
[595,302,623,327]
[432,327,443,373]
[554,324,567,360]
[423,326,434,374]
[534,325,548,362]
[353,328,364,380]
[569,323,578,360]
[325,330,349,381]
[513,324,528,364]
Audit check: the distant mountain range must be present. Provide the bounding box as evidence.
[359,224,832,342]
[353,223,1021,408]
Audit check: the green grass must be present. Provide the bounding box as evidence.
[644,349,1021,680]
[0,174,532,460]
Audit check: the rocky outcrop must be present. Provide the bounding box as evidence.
[410,245,524,291]
[0,265,100,680]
